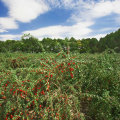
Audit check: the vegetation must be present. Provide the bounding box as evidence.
[0,29,120,120]
[0,50,120,120]
[0,29,120,53]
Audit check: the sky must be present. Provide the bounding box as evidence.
[0,0,120,41]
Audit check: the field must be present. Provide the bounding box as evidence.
[0,51,120,120]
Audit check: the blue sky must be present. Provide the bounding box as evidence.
[0,0,120,41]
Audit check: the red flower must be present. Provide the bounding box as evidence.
[61,70,64,73]
[57,53,61,56]
[45,75,48,78]
[32,101,35,105]
[5,84,8,87]
[10,115,13,119]
[10,89,13,92]
[39,105,42,108]
[21,113,23,115]
[50,75,53,77]
[38,87,41,89]
[41,90,45,95]
[68,63,71,65]
[20,90,23,92]
[70,73,74,78]
[5,117,8,120]
[13,91,16,95]
[69,68,74,71]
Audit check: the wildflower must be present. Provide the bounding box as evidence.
[21,113,23,115]
[10,89,13,92]
[45,75,48,78]
[38,87,41,89]
[39,105,42,108]
[56,113,59,116]
[32,88,35,90]
[50,74,53,77]
[20,90,23,92]
[57,53,61,56]
[69,68,74,71]
[68,63,71,65]
[13,91,16,95]
[32,101,35,105]
[22,90,26,94]
[5,117,8,120]
[61,70,64,73]
[41,90,45,95]
[70,73,74,78]
[10,115,13,119]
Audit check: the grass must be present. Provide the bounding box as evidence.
[0,51,120,120]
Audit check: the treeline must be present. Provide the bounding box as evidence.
[0,29,120,53]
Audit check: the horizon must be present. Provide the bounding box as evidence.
[0,0,120,41]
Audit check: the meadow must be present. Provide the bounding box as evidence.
[0,51,120,120]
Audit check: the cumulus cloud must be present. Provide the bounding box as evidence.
[23,21,94,39]
[98,27,119,32]
[2,0,50,23]
[0,0,50,31]
[69,0,120,22]
[0,29,8,33]
[0,34,21,41]
[88,33,107,40]
[0,0,120,40]
[0,17,18,29]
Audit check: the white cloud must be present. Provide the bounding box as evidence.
[23,21,94,39]
[2,0,50,23]
[69,0,120,22]
[47,0,60,7]
[88,33,107,40]
[113,0,120,14]
[0,17,18,29]
[0,34,21,41]
[0,29,8,33]
[61,0,81,8]
[99,27,119,32]
[1,0,120,40]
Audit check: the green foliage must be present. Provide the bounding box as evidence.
[0,52,120,120]
[98,29,120,53]
[0,28,120,53]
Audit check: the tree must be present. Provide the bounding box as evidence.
[69,37,78,52]
[21,34,44,53]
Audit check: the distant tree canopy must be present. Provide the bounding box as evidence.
[0,29,120,53]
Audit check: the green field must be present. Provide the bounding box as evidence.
[0,52,120,120]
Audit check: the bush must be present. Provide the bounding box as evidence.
[0,52,120,120]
